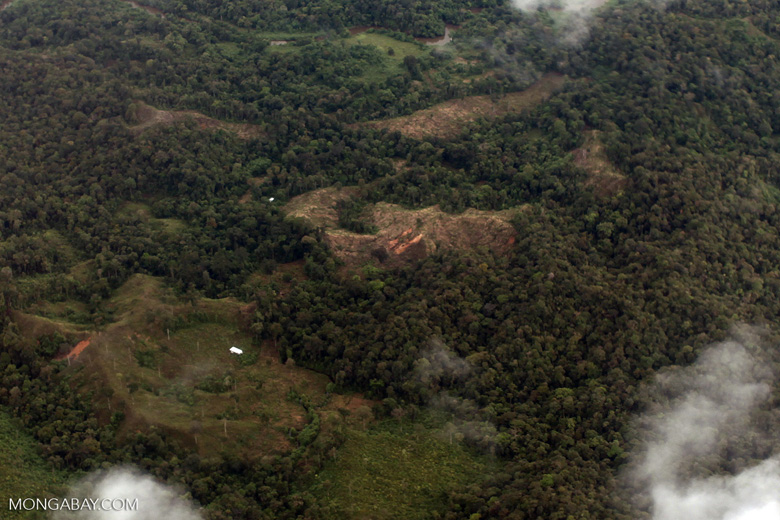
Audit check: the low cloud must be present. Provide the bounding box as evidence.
[414,338,471,384]
[512,0,608,14]
[511,0,609,46]
[53,466,202,520]
[413,339,496,452]
[629,327,780,520]
[430,392,497,451]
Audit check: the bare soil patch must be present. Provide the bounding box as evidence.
[131,102,264,140]
[55,337,92,361]
[358,73,565,140]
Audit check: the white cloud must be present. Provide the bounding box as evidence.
[52,467,202,520]
[631,331,780,520]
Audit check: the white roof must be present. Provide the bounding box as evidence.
[229,347,243,355]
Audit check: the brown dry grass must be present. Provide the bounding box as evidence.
[329,203,521,266]
[453,57,478,65]
[130,102,265,140]
[573,130,627,197]
[247,177,267,187]
[329,393,375,413]
[461,69,496,84]
[284,186,360,228]
[359,73,566,140]
[122,0,166,17]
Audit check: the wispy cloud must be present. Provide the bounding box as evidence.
[414,337,471,385]
[629,326,780,520]
[511,0,609,46]
[413,338,496,452]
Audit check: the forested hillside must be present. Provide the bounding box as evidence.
[3,0,780,518]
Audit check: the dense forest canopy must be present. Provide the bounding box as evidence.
[3,0,780,518]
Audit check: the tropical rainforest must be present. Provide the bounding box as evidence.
[2,0,780,518]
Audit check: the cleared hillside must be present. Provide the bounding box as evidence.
[359,73,566,140]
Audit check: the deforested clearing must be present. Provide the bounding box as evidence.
[573,130,627,197]
[285,188,523,267]
[129,102,264,140]
[359,73,566,140]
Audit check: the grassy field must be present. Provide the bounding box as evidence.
[56,274,346,460]
[27,299,92,326]
[345,31,428,82]
[258,31,321,42]
[120,321,324,456]
[309,417,490,520]
[0,409,68,520]
[259,28,491,87]
[11,308,91,345]
[17,273,340,459]
[116,202,188,236]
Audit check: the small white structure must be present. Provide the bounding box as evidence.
[229,346,243,355]
[268,197,275,202]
